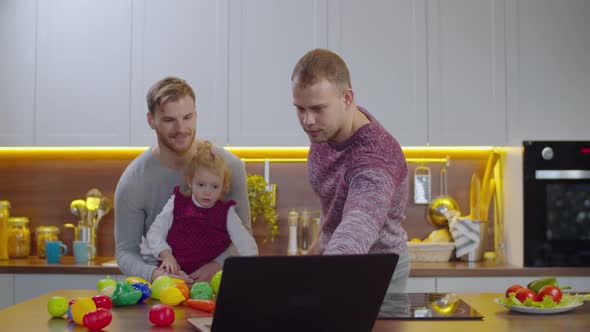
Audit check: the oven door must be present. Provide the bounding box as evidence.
[524,169,590,267]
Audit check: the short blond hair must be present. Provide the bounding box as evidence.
[146,76,196,115]
[291,48,351,91]
[183,141,231,199]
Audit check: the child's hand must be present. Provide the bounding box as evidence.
[161,255,181,275]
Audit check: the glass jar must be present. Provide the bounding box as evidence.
[36,226,60,259]
[8,217,31,258]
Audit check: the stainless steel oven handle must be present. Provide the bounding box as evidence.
[535,170,590,180]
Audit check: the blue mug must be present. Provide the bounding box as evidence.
[73,241,96,264]
[45,240,68,264]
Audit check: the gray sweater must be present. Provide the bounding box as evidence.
[114,145,252,281]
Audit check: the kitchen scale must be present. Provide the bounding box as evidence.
[378,293,484,320]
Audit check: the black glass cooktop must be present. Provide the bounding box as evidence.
[378,293,484,320]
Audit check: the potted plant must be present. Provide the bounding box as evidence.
[246,174,279,243]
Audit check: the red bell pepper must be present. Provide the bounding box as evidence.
[83,308,112,331]
[184,299,216,313]
[92,294,113,310]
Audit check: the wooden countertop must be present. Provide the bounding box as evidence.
[0,290,588,331]
[1,256,590,277]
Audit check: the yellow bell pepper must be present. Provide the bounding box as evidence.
[159,286,185,306]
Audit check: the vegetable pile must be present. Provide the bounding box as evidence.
[498,277,586,309]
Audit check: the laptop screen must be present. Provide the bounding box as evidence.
[209,254,399,332]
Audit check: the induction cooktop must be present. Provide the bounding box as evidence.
[378,293,484,320]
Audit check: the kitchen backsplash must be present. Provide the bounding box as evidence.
[0,148,495,257]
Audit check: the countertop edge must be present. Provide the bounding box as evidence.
[410,267,590,277]
[2,257,590,277]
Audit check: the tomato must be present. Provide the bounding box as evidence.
[83,308,112,331]
[505,284,524,298]
[92,294,113,310]
[149,304,175,327]
[515,288,537,303]
[537,285,563,303]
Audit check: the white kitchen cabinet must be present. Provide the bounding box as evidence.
[0,274,15,309]
[34,0,132,146]
[506,0,590,144]
[130,0,230,146]
[436,276,590,293]
[327,0,428,146]
[13,273,124,305]
[227,0,327,146]
[427,0,507,146]
[0,0,36,146]
[3,0,590,147]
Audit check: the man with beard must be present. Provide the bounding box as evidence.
[115,76,252,283]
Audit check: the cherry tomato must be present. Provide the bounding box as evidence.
[92,294,113,310]
[149,304,175,327]
[515,288,537,303]
[505,284,524,298]
[83,308,112,331]
[537,285,563,303]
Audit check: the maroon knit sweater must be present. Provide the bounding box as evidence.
[308,107,408,255]
[164,186,234,274]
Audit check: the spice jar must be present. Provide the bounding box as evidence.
[36,226,60,259]
[8,217,31,258]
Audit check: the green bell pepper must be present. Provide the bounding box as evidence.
[526,277,571,294]
[111,281,143,306]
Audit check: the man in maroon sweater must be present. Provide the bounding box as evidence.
[291,49,410,292]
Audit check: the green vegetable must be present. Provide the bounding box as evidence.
[526,277,571,294]
[111,281,142,306]
[190,282,214,300]
[97,275,117,292]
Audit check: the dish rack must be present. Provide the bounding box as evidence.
[407,242,455,262]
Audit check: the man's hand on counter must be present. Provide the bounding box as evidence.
[189,261,222,283]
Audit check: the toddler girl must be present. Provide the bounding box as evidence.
[147,141,258,275]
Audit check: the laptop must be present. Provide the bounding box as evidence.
[188,254,398,332]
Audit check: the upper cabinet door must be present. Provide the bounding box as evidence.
[506,0,590,144]
[130,0,229,146]
[328,0,428,146]
[0,0,36,146]
[427,0,507,146]
[227,0,327,146]
[35,0,132,146]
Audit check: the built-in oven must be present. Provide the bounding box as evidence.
[523,141,590,267]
